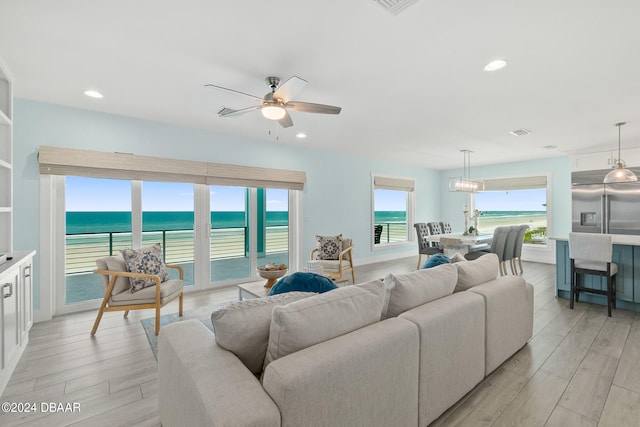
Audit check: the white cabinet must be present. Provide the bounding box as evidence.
[0,58,12,254]
[1,265,18,372]
[572,148,640,172]
[571,151,614,171]
[0,251,35,395]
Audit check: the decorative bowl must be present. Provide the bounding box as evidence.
[257,266,287,288]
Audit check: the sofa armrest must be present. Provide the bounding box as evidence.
[158,320,280,427]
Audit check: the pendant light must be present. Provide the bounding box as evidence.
[603,122,638,183]
[448,150,485,192]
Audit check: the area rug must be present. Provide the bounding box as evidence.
[141,308,219,360]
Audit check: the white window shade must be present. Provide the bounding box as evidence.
[38,146,306,190]
[373,176,415,192]
[482,176,547,191]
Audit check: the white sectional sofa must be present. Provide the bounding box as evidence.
[158,253,533,427]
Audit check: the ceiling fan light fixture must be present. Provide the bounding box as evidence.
[261,103,286,120]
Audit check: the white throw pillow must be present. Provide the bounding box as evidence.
[454,253,499,292]
[382,263,457,319]
[211,291,315,374]
[263,280,385,369]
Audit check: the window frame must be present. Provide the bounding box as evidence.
[371,173,416,249]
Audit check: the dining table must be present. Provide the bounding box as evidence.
[423,233,493,257]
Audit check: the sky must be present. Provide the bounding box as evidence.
[65,177,289,211]
[65,177,546,213]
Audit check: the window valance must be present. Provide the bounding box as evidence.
[482,176,547,191]
[373,175,415,192]
[38,146,306,190]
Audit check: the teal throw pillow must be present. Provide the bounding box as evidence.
[421,253,451,269]
[268,272,338,296]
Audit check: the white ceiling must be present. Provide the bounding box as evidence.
[1,0,640,169]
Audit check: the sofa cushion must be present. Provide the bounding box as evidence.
[110,278,182,305]
[121,243,170,292]
[382,264,457,319]
[449,252,466,263]
[454,253,499,292]
[263,280,385,369]
[315,234,342,260]
[267,272,338,296]
[211,291,315,375]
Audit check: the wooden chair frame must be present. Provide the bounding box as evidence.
[310,245,355,283]
[91,264,184,336]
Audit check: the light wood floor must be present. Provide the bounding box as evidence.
[1,258,639,426]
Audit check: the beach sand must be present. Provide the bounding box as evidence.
[477,213,547,234]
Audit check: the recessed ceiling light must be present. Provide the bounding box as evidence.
[296,133,307,139]
[484,60,507,71]
[84,90,103,98]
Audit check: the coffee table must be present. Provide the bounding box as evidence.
[237,280,270,300]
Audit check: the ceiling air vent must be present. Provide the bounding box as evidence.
[509,128,532,137]
[373,0,418,15]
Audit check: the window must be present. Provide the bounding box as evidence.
[475,176,548,245]
[372,175,415,246]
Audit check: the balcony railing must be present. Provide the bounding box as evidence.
[374,222,408,244]
[65,225,289,274]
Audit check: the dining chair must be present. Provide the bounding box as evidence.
[426,222,443,236]
[568,232,617,317]
[463,226,508,273]
[503,226,520,275]
[512,225,529,274]
[440,222,453,234]
[414,223,443,269]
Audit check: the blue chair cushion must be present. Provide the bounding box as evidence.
[267,272,339,296]
[421,253,451,269]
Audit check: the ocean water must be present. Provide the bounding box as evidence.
[66,211,289,234]
[66,210,546,234]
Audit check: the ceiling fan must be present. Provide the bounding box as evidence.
[205,76,341,128]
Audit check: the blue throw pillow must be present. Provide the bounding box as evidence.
[421,253,451,269]
[268,272,339,296]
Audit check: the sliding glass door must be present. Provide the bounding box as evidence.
[58,178,295,314]
[142,182,195,285]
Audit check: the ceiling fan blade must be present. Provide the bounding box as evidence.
[286,101,342,115]
[278,111,294,128]
[218,105,262,117]
[205,84,264,103]
[272,76,307,103]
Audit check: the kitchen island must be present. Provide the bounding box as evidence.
[553,235,640,312]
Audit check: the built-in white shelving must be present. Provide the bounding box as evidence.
[0,58,12,254]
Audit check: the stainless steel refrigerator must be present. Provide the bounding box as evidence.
[572,169,640,234]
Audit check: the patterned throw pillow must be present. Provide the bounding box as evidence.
[121,243,170,293]
[316,234,343,260]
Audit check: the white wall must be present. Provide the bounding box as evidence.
[13,99,441,316]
